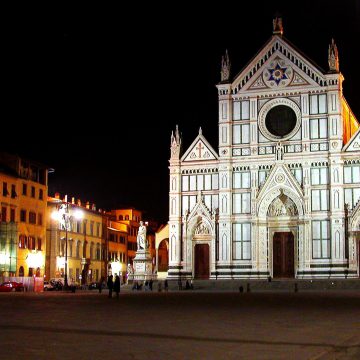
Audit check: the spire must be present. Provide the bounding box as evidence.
[272,16,283,36]
[328,38,339,73]
[199,127,202,135]
[175,124,181,144]
[220,49,230,82]
[170,125,182,160]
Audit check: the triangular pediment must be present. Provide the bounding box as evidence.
[257,161,304,202]
[232,36,326,94]
[343,128,360,152]
[186,192,215,234]
[182,132,218,162]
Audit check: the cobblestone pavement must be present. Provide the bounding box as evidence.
[0,290,359,359]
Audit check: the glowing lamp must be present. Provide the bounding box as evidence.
[110,261,121,276]
[73,209,83,220]
[0,253,10,264]
[56,256,65,268]
[27,252,43,268]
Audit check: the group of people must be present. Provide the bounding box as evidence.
[132,279,154,291]
[106,274,121,298]
[178,279,193,290]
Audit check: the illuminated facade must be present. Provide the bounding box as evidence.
[46,195,105,284]
[168,19,360,280]
[0,152,49,278]
[106,218,128,282]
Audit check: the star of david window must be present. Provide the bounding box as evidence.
[268,64,288,85]
[265,105,297,137]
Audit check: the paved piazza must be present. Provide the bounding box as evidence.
[0,290,359,359]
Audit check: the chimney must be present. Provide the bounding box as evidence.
[86,201,90,209]
[64,195,68,203]
[71,197,75,204]
[77,199,81,206]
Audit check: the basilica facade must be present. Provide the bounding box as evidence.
[168,18,360,280]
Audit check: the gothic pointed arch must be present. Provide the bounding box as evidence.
[186,193,215,237]
[258,186,304,219]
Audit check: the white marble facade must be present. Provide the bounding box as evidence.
[168,19,360,280]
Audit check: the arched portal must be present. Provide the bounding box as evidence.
[192,221,212,279]
[267,192,299,278]
[158,239,169,272]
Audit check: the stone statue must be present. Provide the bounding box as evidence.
[127,263,133,274]
[137,221,147,250]
[276,142,284,161]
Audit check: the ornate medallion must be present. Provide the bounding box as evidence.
[263,58,293,88]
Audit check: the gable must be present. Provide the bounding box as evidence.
[232,36,327,94]
[257,162,303,202]
[343,128,360,152]
[243,53,316,92]
[182,134,218,162]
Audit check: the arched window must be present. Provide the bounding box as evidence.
[36,267,41,277]
[90,242,94,260]
[119,215,123,221]
[96,244,101,260]
[125,215,129,220]
[19,235,27,248]
[60,238,65,256]
[19,266,24,277]
[83,241,87,258]
[76,241,80,258]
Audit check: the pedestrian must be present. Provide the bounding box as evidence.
[149,279,153,291]
[185,280,190,290]
[107,275,113,298]
[178,278,182,290]
[144,281,149,291]
[164,279,168,292]
[114,275,120,298]
[132,281,137,291]
[190,279,193,290]
[98,276,104,294]
[157,281,162,292]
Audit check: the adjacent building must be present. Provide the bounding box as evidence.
[46,195,105,284]
[0,152,49,278]
[168,18,360,280]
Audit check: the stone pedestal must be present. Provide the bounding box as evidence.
[128,249,156,282]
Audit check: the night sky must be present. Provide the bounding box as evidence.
[2,1,359,223]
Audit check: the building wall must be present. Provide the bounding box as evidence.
[1,155,48,278]
[46,197,104,284]
[168,30,360,279]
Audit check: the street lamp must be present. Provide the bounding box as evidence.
[51,202,83,289]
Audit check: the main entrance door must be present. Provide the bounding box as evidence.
[273,232,295,278]
[194,244,209,279]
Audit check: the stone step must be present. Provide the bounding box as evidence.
[121,279,360,291]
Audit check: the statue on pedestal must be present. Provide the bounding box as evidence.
[137,221,147,250]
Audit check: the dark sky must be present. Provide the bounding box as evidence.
[2,1,360,223]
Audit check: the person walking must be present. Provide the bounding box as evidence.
[114,275,120,299]
[149,279,153,291]
[107,275,113,298]
[98,276,104,294]
[164,279,168,292]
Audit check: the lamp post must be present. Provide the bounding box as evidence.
[52,201,83,290]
